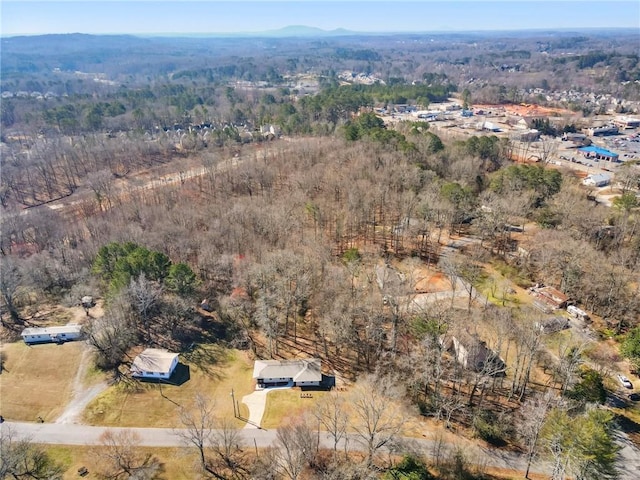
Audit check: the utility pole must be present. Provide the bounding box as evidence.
[231,388,237,418]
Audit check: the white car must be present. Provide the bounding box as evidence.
[617,374,633,389]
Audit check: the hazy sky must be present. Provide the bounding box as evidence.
[2,1,639,36]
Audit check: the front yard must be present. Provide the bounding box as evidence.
[83,346,255,428]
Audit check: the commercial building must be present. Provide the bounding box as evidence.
[579,146,619,162]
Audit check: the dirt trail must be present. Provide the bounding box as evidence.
[55,346,109,424]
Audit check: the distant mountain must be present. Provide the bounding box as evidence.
[258,25,356,37]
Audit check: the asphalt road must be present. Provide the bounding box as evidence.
[5,420,640,478]
[2,420,549,476]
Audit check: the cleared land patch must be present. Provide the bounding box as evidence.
[0,341,84,421]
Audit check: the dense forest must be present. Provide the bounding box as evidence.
[1,29,640,479]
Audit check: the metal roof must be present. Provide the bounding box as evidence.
[21,324,82,336]
[579,146,619,157]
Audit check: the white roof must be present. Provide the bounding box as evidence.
[21,324,82,336]
[131,348,179,374]
[253,358,322,383]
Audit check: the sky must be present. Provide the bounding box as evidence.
[1,1,639,36]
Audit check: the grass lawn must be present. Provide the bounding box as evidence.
[261,388,328,429]
[83,346,254,428]
[0,341,84,422]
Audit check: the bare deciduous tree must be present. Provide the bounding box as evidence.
[313,390,348,454]
[0,256,23,324]
[0,426,64,479]
[93,429,162,479]
[519,390,557,479]
[178,393,249,479]
[274,415,319,480]
[349,373,408,467]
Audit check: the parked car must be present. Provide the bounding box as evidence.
[617,374,633,389]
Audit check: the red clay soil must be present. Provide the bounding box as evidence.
[414,271,451,293]
[474,103,575,117]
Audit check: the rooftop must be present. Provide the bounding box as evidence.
[21,324,82,336]
[253,358,322,383]
[131,348,179,374]
[579,146,618,156]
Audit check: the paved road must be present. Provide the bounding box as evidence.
[1,420,549,476]
[4,420,639,479]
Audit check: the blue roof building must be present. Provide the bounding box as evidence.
[578,146,619,162]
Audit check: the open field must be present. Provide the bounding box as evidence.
[83,347,255,428]
[0,341,84,422]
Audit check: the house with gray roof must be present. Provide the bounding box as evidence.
[131,348,179,380]
[253,358,322,388]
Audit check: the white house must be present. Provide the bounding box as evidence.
[253,358,322,388]
[131,348,179,380]
[21,324,82,345]
[582,173,612,187]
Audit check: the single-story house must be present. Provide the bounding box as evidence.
[582,173,612,187]
[131,348,179,380]
[253,358,322,388]
[529,284,570,311]
[21,324,82,345]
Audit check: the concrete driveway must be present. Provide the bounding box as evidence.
[241,384,292,429]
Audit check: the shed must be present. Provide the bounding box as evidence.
[253,358,322,388]
[21,324,82,345]
[131,348,179,380]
